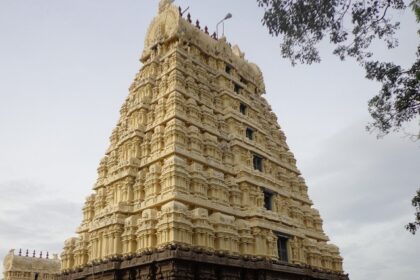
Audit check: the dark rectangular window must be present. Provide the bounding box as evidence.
[263,189,273,210]
[234,83,241,94]
[277,235,289,262]
[239,103,247,115]
[225,65,232,74]
[246,128,254,140]
[253,155,263,171]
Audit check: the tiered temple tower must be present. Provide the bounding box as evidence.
[61,1,348,279]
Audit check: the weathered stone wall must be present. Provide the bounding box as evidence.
[61,247,348,280]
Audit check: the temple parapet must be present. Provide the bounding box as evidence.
[3,249,60,280]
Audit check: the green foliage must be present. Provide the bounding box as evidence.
[411,0,420,22]
[257,0,405,64]
[411,0,420,35]
[257,0,419,136]
[365,47,420,136]
[406,189,420,234]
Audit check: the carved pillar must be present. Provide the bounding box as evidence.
[144,162,162,200]
[136,209,158,251]
[189,162,208,199]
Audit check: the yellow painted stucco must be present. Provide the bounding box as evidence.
[61,0,344,273]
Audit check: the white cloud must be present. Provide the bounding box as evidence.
[0,181,82,275]
[299,122,420,279]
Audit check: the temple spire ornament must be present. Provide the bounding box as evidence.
[61,2,348,280]
[158,0,174,13]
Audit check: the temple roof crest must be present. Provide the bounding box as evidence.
[159,0,173,14]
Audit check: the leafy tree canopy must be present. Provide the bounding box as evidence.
[257,0,420,137]
[406,189,420,234]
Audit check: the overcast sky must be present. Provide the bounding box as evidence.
[0,1,419,279]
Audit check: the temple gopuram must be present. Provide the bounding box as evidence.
[60,1,349,279]
[3,249,60,280]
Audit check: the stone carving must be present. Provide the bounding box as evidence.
[61,1,345,277]
[3,249,60,280]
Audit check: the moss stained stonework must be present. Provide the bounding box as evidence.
[61,1,349,279]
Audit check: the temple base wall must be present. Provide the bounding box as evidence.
[60,247,349,280]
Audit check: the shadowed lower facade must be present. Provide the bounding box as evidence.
[60,1,349,279]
